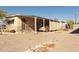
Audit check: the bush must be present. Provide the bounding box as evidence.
[67,20,75,29]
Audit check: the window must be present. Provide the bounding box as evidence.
[8,20,14,24]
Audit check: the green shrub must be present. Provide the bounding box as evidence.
[67,19,75,29]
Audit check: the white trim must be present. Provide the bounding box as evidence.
[43,19,45,32]
[34,17,37,34]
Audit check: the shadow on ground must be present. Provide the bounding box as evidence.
[70,28,79,34]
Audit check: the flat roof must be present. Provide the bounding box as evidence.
[6,15,51,20]
[6,14,66,23]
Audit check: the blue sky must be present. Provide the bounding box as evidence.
[0,6,79,22]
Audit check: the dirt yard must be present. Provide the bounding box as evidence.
[0,31,79,52]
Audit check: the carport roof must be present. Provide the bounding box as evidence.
[6,14,65,23]
[6,14,51,20]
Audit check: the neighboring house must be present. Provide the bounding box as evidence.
[5,15,50,33]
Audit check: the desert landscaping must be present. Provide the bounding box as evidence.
[0,6,79,52]
[0,30,79,52]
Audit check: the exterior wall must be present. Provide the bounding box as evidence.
[58,22,62,29]
[62,23,66,29]
[49,21,66,31]
[56,22,59,30]
[14,17,22,32]
[59,22,64,29]
[6,17,22,32]
[49,21,58,31]
[6,18,14,30]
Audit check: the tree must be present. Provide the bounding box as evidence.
[67,19,75,29]
[0,9,7,20]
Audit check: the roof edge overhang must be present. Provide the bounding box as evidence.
[6,14,51,20]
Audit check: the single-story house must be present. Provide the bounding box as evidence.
[5,15,50,33]
[5,14,67,33]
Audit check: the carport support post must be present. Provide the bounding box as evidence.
[43,19,45,32]
[34,17,37,34]
[49,20,51,31]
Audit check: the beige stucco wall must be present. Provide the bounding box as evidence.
[59,22,64,29]
[59,22,62,29]
[14,17,22,32]
[7,17,22,32]
[56,22,60,30]
[49,21,66,31]
[49,21,58,30]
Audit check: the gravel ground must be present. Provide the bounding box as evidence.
[0,31,79,52]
